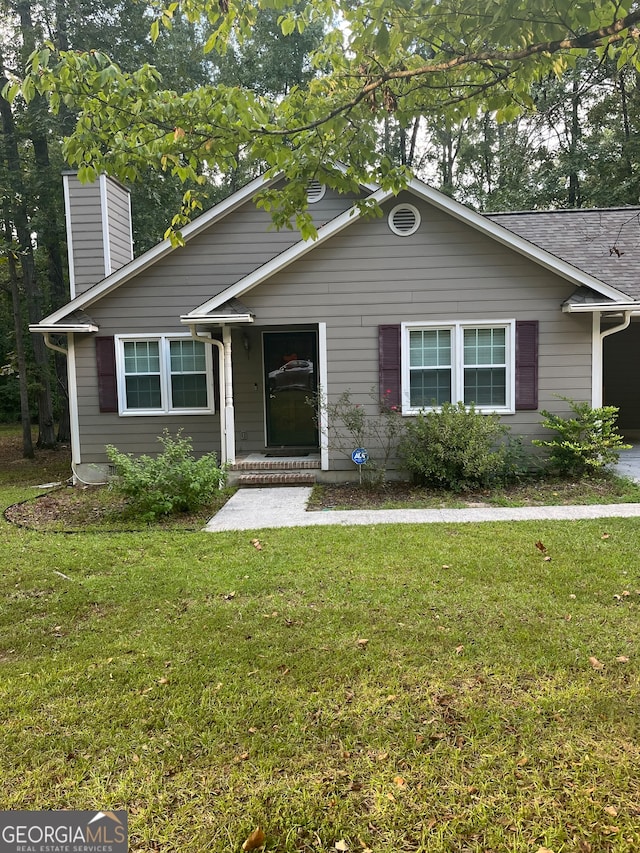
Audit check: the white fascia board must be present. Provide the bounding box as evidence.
[562,301,640,313]
[185,187,394,317]
[406,179,633,304]
[180,314,254,324]
[38,172,283,327]
[29,323,99,334]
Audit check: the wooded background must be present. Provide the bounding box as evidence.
[2,0,639,454]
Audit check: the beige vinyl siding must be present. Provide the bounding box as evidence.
[84,187,357,333]
[65,175,108,295]
[72,188,594,469]
[105,179,133,272]
[74,334,220,462]
[239,192,592,468]
[65,173,133,296]
[73,187,358,463]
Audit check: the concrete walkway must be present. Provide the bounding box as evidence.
[204,486,640,532]
[203,445,640,532]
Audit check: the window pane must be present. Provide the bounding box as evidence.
[125,375,162,409]
[410,369,451,407]
[463,328,505,366]
[124,340,160,373]
[171,374,208,408]
[409,329,451,367]
[464,367,506,406]
[170,339,206,373]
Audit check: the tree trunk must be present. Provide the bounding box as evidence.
[17,0,71,442]
[4,219,34,458]
[0,57,57,448]
[567,75,582,208]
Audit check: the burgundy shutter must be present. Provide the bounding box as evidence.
[96,336,118,413]
[379,324,401,408]
[515,320,538,410]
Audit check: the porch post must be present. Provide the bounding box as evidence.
[222,325,236,463]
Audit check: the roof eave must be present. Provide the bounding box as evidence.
[38,171,284,327]
[405,179,634,304]
[29,323,99,334]
[180,314,255,325]
[562,302,640,313]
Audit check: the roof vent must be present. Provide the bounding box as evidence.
[388,203,421,236]
[306,179,326,204]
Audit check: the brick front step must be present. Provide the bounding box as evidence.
[234,471,317,486]
[231,458,320,471]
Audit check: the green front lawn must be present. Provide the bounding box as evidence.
[1,467,639,851]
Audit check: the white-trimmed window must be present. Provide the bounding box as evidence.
[115,334,214,415]
[402,320,515,414]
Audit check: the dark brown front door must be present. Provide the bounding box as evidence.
[264,330,319,447]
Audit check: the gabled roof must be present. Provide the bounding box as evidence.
[487,208,640,300]
[34,171,282,328]
[32,172,639,333]
[183,177,634,321]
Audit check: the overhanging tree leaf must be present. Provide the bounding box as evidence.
[7,0,640,231]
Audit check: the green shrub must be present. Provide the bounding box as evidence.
[106,429,226,520]
[399,401,517,492]
[533,397,631,477]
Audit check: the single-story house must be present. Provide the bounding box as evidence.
[30,170,640,484]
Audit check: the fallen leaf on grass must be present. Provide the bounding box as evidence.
[334,840,349,852]
[601,533,610,540]
[251,539,263,551]
[536,848,555,853]
[356,638,369,647]
[604,805,618,817]
[393,775,406,788]
[601,825,619,835]
[589,656,604,670]
[615,656,630,663]
[242,827,265,851]
[535,540,547,553]
[158,677,169,685]
[455,645,465,655]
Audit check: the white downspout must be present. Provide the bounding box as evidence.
[188,325,235,466]
[593,310,631,408]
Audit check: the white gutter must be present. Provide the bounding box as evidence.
[180,314,254,325]
[563,302,640,314]
[30,324,99,334]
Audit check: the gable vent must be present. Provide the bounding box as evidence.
[306,179,326,203]
[388,203,421,236]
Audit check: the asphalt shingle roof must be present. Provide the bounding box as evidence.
[486,207,640,300]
